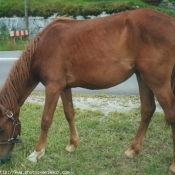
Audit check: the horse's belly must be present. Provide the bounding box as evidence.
[66,60,135,89]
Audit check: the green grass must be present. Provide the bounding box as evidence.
[0,37,29,51]
[0,24,29,51]
[0,94,174,175]
[0,0,144,18]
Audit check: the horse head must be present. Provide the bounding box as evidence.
[0,105,21,163]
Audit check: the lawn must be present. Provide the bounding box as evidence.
[0,93,173,175]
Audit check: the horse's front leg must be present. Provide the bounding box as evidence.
[125,73,156,158]
[28,83,62,162]
[61,88,79,152]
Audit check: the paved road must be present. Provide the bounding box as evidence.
[0,51,139,95]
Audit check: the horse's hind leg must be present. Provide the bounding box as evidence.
[133,67,175,172]
[28,82,63,162]
[149,85,175,172]
[125,72,156,158]
[149,85,175,173]
[61,88,79,152]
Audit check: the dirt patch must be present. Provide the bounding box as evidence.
[26,93,163,115]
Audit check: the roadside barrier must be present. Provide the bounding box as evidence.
[10,30,28,37]
[9,30,28,50]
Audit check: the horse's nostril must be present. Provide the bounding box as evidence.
[0,129,4,134]
[0,159,6,164]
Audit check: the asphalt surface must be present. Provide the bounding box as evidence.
[0,51,139,95]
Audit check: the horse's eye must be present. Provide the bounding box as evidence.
[0,129,4,134]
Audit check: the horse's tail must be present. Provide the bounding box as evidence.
[171,65,175,95]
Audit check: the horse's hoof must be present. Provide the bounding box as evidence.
[124,148,138,158]
[65,141,79,152]
[65,144,76,152]
[169,163,175,173]
[28,148,45,162]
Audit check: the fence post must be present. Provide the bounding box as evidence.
[25,0,29,34]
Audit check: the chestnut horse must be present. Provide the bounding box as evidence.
[0,8,175,172]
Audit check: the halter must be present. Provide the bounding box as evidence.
[0,105,22,145]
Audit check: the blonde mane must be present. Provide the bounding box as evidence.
[52,16,74,21]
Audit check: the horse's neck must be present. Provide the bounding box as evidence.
[0,66,38,112]
[18,78,39,107]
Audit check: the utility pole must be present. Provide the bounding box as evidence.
[24,0,29,33]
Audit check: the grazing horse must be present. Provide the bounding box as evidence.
[0,8,175,172]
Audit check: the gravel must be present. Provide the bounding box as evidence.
[26,93,163,115]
